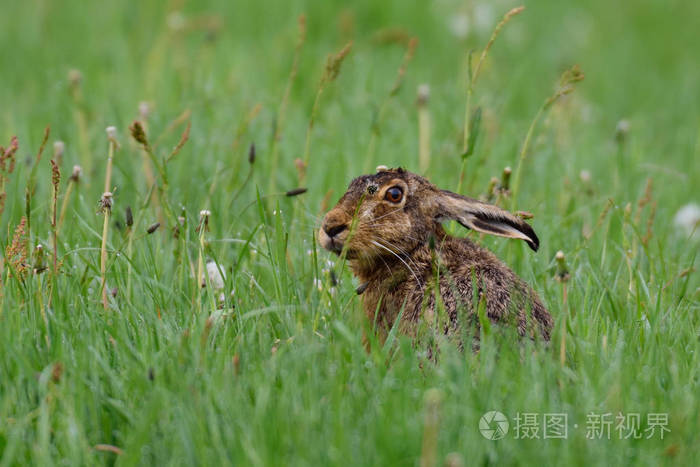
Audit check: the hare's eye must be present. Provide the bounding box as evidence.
[384,186,403,203]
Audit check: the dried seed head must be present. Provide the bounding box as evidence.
[128,121,148,148]
[53,141,65,160]
[248,142,256,164]
[417,84,430,106]
[615,119,630,141]
[138,101,151,120]
[99,192,113,214]
[516,210,534,220]
[146,222,160,234]
[125,206,133,227]
[486,176,499,200]
[555,250,570,282]
[50,159,61,188]
[293,158,306,181]
[579,169,592,184]
[501,166,512,191]
[285,187,307,197]
[106,126,117,141]
[197,210,211,232]
[51,362,63,383]
[5,217,28,278]
[167,11,186,31]
[1,135,19,174]
[445,453,465,467]
[70,165,82,182]
[68,69,83,86]
[323,41,353,83]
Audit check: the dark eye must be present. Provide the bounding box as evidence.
[384,186,403,203]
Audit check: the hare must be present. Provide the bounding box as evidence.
[319,168,552,344]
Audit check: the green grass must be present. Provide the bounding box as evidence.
[1,0,699,465]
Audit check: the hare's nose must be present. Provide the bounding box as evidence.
[324,223,347,238]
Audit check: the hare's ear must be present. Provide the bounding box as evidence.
[436,190,540,251]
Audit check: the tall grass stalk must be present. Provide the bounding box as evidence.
[301,41,352,184]
[25,127,50,259]
[417,84,431,173]
[68,70,92,175]
[268,15,306,194]
[510,65,584,210]
[419,388,442,467]
[196,210,210,313]
[49,160,60,277]
[137,103,163,225]
[362,37,417,173]
[457,6,524,194]
[555,250,570,366]
[100,127,117,309]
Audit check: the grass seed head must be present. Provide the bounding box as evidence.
[50,159,61,188]
[285,187,307,197]
[138,101,151,120]
[68,69,82,87]
[1,135,19,174]
[323,41,353,83]
[105,126,119,148]
[198,210,211,232]
[501,166,512,191]
[125,206,133,227]
[98,192,113,214]
[248,142,256,164]
[146,222,160,234]
[555,250,570,282]
[70,165,82,182]
[615,119,630,144]
[6,217,28,279]
[53,141,65,161]
[128,121,149,148]
[417,84,430,106]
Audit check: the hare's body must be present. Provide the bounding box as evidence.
[319,168,552,343]
[355,230,551,342]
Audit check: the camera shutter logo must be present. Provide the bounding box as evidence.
[479,411,509,440]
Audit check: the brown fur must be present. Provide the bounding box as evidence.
[319,169,553,345]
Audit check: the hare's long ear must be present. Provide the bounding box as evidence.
[436,190,540,251]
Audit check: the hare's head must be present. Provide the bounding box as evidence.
[319,168,539,265]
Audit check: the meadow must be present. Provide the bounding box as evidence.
[1,0,699,465]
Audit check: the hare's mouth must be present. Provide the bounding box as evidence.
[319,227,349,256]
[326,241,344,254]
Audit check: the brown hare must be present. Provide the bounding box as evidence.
[319,168,552,345]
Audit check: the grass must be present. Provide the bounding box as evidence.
[1,0,699,465]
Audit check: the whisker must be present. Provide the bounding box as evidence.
[364,223,423,244]
[364,206,405,223]
[376,237,422,275]
[371,240,424,291]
